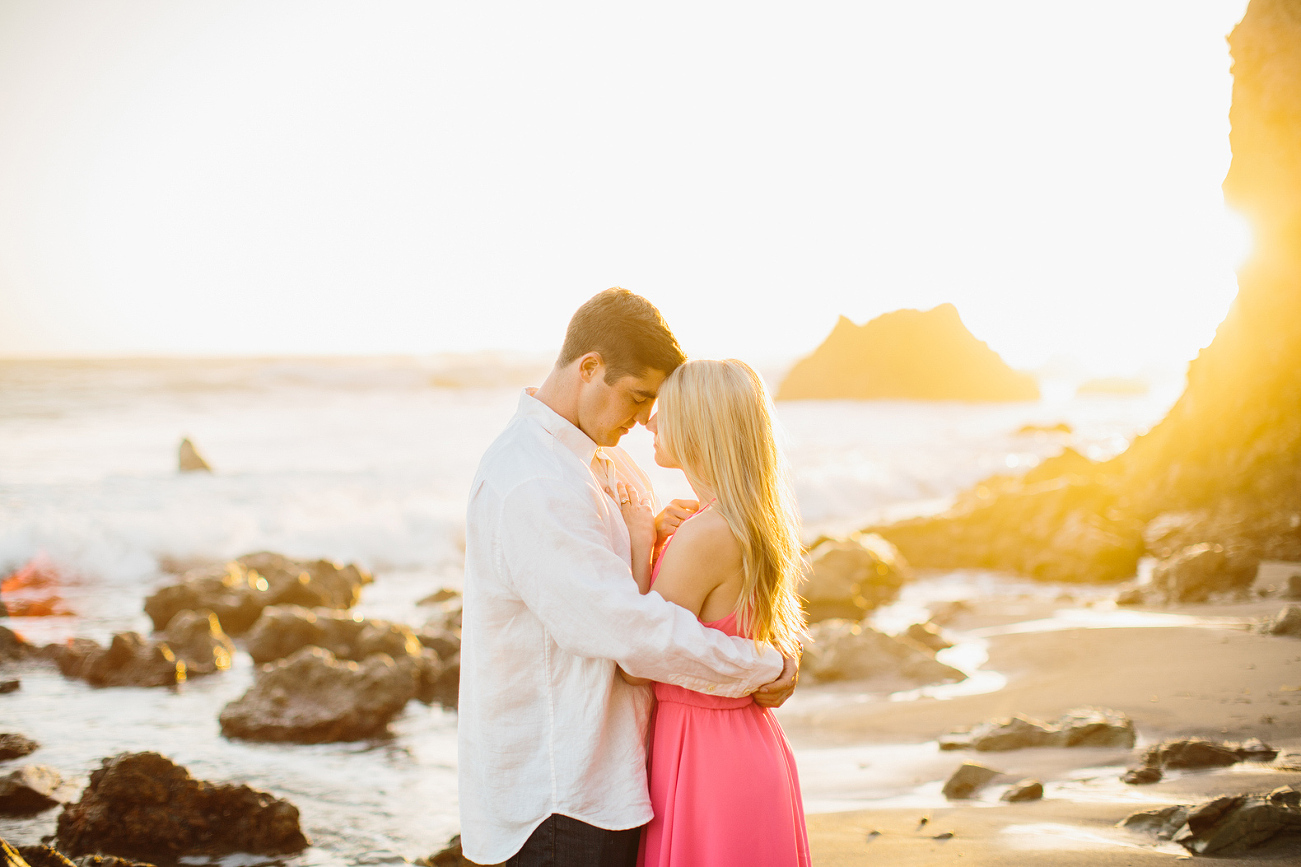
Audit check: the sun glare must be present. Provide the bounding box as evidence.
[1219,206,1255,271]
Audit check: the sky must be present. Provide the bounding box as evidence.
[0,1,1253,375]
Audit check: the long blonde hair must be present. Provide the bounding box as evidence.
[656,359,806,656]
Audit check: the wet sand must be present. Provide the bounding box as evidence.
[778,597,1301,864]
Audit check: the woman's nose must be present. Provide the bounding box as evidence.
[645,412,658,432]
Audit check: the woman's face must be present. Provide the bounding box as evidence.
[646,412,679,469]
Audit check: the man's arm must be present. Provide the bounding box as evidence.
[499,477,782,696]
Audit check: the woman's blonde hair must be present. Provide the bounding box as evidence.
[657,359,806,656]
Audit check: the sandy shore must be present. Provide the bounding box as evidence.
[777,596,1301,864]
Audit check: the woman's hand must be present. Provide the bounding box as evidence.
[617,481,655,593]
[654,498,700,548]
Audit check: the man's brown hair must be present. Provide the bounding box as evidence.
[557,288,686,383]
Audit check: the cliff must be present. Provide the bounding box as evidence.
[873,0,1301,583]
[777,304,1039,402]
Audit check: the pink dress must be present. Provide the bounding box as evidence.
[639,514,811,867]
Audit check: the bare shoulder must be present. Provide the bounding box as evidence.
[667,509,741,565]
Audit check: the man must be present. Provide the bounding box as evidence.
[459,288,798,866]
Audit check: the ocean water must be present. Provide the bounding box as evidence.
[0,356,1182,863]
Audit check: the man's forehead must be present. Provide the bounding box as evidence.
[618,368,667,398]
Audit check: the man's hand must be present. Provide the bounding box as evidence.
[753,651,799,708]
[654,499,699,547]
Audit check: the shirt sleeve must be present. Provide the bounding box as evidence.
[497,476,782,696]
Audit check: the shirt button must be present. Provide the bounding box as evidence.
[706,685,716,694]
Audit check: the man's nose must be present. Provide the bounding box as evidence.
[638,406,656,428]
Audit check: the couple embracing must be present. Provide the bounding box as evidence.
[459,289,811,867]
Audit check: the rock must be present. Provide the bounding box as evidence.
[144,555,371,636]
[14,846,76,867]
[0,734,38,761]
[0,681,18,694]
[801,620,964,686]
[1142,738,1248,770]
[177,438,211,472]
[219,647,417,742]
[928,600,971,626]
[55,752,307,862]
[71,856,157,867]
[425,653,460,709]
[416,588,461,606]
[1000,779,1043,802]
[1270,786,1301,808]
[415,834,474,866]
[0,766,62,814]
[937,733,972,751]
[947,707,1135,752]
[1123,795,1301,855]
[1114,586,1148,606]
[1151,543,1258,603]
[942,763,1002,799]
[416,626,461,660]
[49,633,184,688]
[1251,560,1301,597]
[904,622,952,652]
[1121,766,1163,785]
[243,606,422,663]
[1264,605,1301,637]
[0,626,31,663]
[161,610,234,675]
[777,305,1039,402]
[800,535,910,623]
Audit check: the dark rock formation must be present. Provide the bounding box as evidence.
[1001,780,1044,802]
[870,0,1301,585]
[1124,738,1278,783]
[1121,790,1301,856]
[0,626,30,663]
[243,605,422,665]
[0,734,38,761]
[941,708,1135,752]
[144,554,371,635]
[219,647,419,742]
[161,610,234,675]
[904,622,952,652]
[55,752,307,862]
[800,534,910,623]
[802,619,964,686]
[777,305,1039,402]
[177,438,211,472]
[1151,543,1258,603]
[48,633,184,688]
[942,763,1002,799]
[1122,766,1163,785]
[0,680,18,694]
[1264,604,1301,636]
[415,835,474,866]
[0,766,62,814]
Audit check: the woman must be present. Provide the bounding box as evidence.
[616,358,810,867]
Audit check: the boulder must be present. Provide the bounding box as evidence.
[161,610,234,675]
[243,606,422,665]
[904,622,952,652]
[1121,792,1301,856]
[49,633,184,688]
[55,752,307,862]
[0,680,18,694]
[1001,779,1044,802]
[0,766,62,814]
[800,535,910,623]
[946,707,1135,752]
[1121,766,1163,785]
[1151,543,1258,603]
[0,626,30,663]
[219,647,418,742]
[416,588,461,606]
[0,734,38,761]
[178,438,212,472]
[942,763,1002,799]
[776,305,1039,402]
[144,555,371,636]
[1264,605,1301,637]
[1141,738,1271,770]
[801,620,964,686]
[415,834,474,866]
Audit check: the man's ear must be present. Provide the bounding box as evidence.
[578,352,604,383]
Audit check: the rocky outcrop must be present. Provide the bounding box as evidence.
[161,610,234,675]
[55,752,307,862]
[904,622,952,652]
[1121,788,1301,856]
[1001,779,1044,802]
[939,708,1135,752]
[802,619,964,686]
[0,734,38,761]
[12,845,80,867]
[1263,604,1301,637]
[872,0,1301,584]
[48,633,185,688]
[177,438,211,472]
[144,554,371,635]
[777,305,1039,402]
[415,835,474,867]
[942,763,1002,799]
[0,627,31,663]
[219,647,420,742]
[1149,544,1259,603]
[0,766,63,815]
[800,534,910,622]
[1123,738,1277,784]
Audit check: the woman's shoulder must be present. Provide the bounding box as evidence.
[669,508,741,563]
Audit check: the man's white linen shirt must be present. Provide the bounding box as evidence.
[458,390,783,865]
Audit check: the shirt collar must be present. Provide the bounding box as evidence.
[517,387,601,467]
